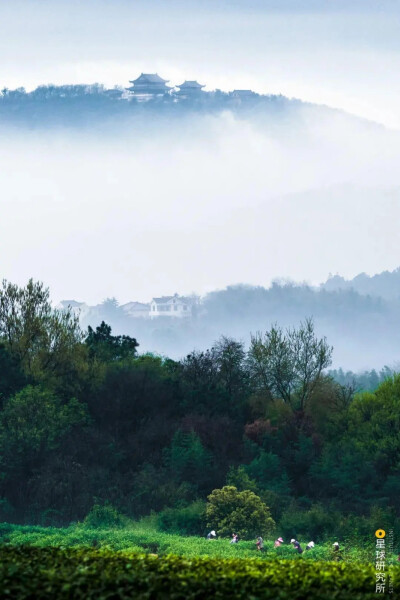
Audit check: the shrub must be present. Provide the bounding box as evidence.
[335,506,400,543]
[206,485,275,539]
[157,501,206,536]
[83,503,128,529]
[39,508,64,527]
[279,502,337,540]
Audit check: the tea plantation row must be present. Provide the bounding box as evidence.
[2,521,399,564]
[1,545,399,599]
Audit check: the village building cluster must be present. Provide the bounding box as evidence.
[125,73,257,101]
[123,293,193,319]
[59,293,195,321]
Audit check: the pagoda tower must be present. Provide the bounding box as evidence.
[126,73,171,99]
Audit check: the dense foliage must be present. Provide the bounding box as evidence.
[2,545,398,600]
[206,486,275,539]
[0,279,399,544]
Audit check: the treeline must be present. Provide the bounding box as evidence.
[0,85,299,128]
[328,366,395,392]
[322,267,400,301]
[78,283,400,369]
[0,279,399,538]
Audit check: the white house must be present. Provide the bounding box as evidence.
[56,300,91,320]
[121,301,151,318]
[150,293,191,318]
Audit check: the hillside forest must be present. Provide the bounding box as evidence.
[0,279,399,540]
[73,272,400,370]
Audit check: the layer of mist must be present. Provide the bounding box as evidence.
[66,275,400,371]
[1,87,399,370]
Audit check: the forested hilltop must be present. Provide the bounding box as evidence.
[0,84,306,129]
[321,267,400,300]
[0,80,375,134]
[0,279,399,540]
[68,275,400,370]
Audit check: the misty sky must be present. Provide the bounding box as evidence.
[1,0,400,305]
[1,0,400,127]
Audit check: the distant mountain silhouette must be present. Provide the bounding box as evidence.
[321,267,400,300]
[0,82,378,131]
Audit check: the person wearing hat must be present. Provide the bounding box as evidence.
[274,537,284,547]
[256,536,264,551]
[305,541,315,551]
[206,530,216,540]
[291,538,303,553]
[332,542,342,561]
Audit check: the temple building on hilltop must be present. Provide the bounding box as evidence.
[126,73,171,99]
[175,80,205,98]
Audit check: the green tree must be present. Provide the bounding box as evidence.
[0,386,87,463]
[226,465,258,493]
[0,279,85,392]
[245,450,290,495]
[87,354,179,453]
[345,376,400,478]
[279,501,338,540]
[181,349,221,413]
[85,321,139,363]
[309,376,400,511]
[214,336,249,413]
[181,337,250,418]
[0,386,88,511]
[248,318,333,410]
[0,342,27,407]
[163,430,213,488]
[206,485,275,539]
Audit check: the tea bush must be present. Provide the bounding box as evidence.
[1,521,399,565]
[2,545,399,600]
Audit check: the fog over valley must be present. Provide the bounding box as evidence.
[1,0,400,371]
[2,98,400,305]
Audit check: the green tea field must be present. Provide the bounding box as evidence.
[1,522,399,599]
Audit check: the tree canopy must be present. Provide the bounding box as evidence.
[0,279,398,540]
